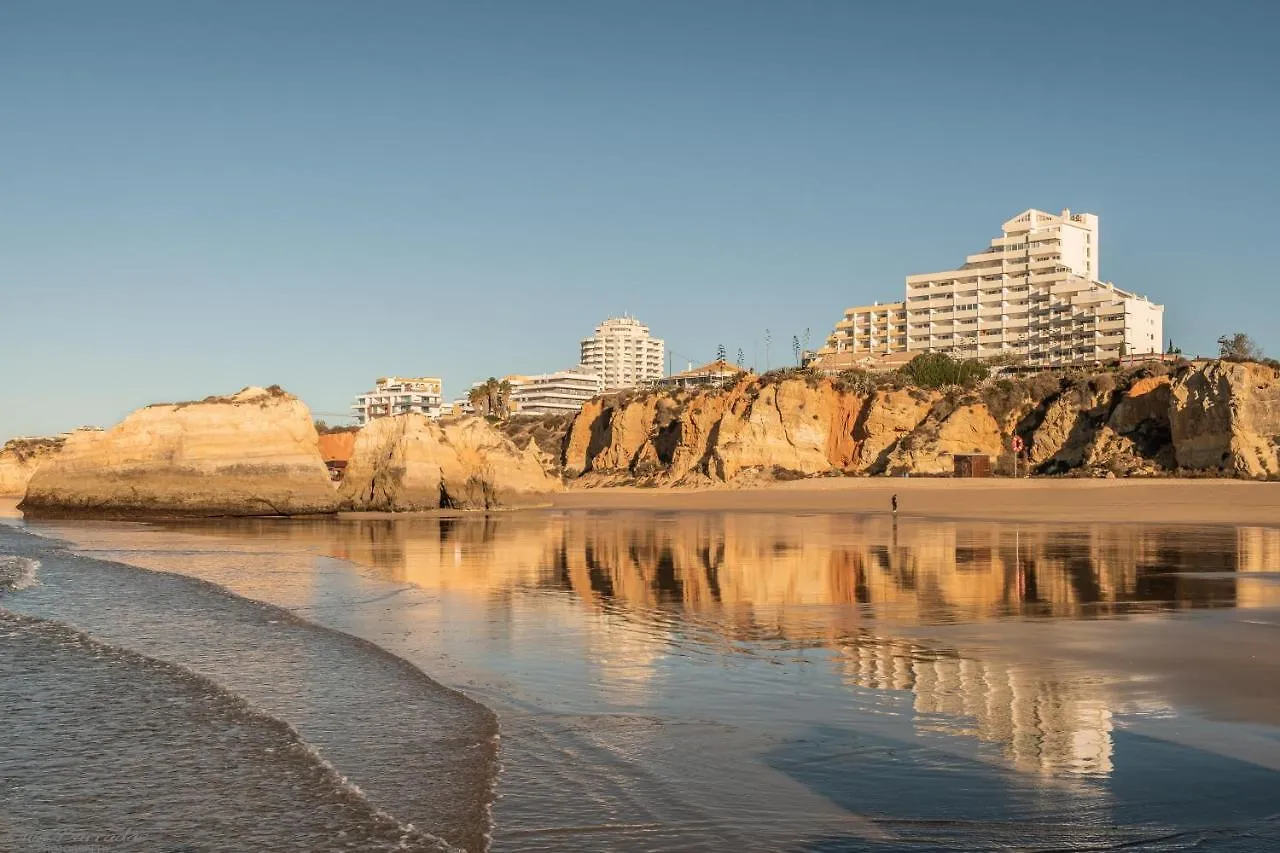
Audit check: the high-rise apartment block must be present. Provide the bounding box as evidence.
[351,376,442,424]
[579,316,665,390]
[820,209,1163,367]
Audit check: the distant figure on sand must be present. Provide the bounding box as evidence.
[891,494,898,515]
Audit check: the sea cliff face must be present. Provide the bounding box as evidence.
[19,387,339,516]
[339,415,561,511]
[559,361,1280,485]
[1170,360,1280,477]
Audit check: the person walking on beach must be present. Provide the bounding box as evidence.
[891,493,898,515]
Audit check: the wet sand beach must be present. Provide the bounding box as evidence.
[555,478,1280,526]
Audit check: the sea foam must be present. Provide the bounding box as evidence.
[0,554,39,594]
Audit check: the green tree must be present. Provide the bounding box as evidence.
[1218,332,1263,361]
[716,343,727,362]
[736,347,745,368]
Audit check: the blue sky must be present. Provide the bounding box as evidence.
[3,1,1278,437]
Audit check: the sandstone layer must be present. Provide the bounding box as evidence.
[0,437,64,497]
[339,415,561,511]
[558,361,1280,485]
[317,430,357,466]
[20,387,339,516]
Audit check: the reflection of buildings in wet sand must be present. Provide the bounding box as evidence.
[322,516,669,703]
[836,636,1113,776]
[1236,527,1280,608]
[314,513,1260,778]
[140,512,1254,776]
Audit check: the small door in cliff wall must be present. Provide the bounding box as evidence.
[953,454,992,478]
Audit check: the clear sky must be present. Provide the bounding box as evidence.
[3,1,1278,438]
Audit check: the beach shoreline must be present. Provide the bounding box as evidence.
[6,478,1280,527]
[553,478,1280,527]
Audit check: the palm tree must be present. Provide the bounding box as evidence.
[468,377,512,420]
[497,379,513,416]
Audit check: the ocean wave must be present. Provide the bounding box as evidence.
[0,609,461,853]
[0,554,39,593]
[0,523,496,851]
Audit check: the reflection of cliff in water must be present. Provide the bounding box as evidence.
[142,511,1279,779]
[305,512,1277,780]
[292,513,1277,623]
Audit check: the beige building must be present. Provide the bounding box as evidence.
[821,209,1163,366]
[509,368,604,416]
[656,359,746,390]
[351,376,442,424]
[580,316,665,390]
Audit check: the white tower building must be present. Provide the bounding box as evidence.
[579,316,665,390]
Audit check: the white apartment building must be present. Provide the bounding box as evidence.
[351,376,442,424]
[822,209,1163,366]
[510,368,604,416]
[579,316,665,390]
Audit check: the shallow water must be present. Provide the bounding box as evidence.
[6,509,1280,850]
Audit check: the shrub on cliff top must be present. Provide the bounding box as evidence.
[832,369,875,395]
[1024,372,1062,401]
[981,378,1030,426]
[759,366,824,388]
[314,420,359,435]
[898,353,989,389]
[2,436,65,461]
[1088,373,1117,396]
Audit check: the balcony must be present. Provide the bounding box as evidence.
[1049,279,1089,295]
[1072,290,1113,307]
[966,248,1022,265]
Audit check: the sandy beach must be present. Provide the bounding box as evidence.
[7,479,1280,527]
[553,478,1280,526]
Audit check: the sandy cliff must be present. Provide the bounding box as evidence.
[1170,360,1280,478]
[0,437,65,496]
[557,361,1280,485]
[339,415,561,511]
[20,387,339,516]
[317,430,357,465]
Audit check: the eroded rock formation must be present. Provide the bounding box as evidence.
[1170,361,1280,477]
[20,387,339,516]
[339,415,561,511]
[557,361,1280,484]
